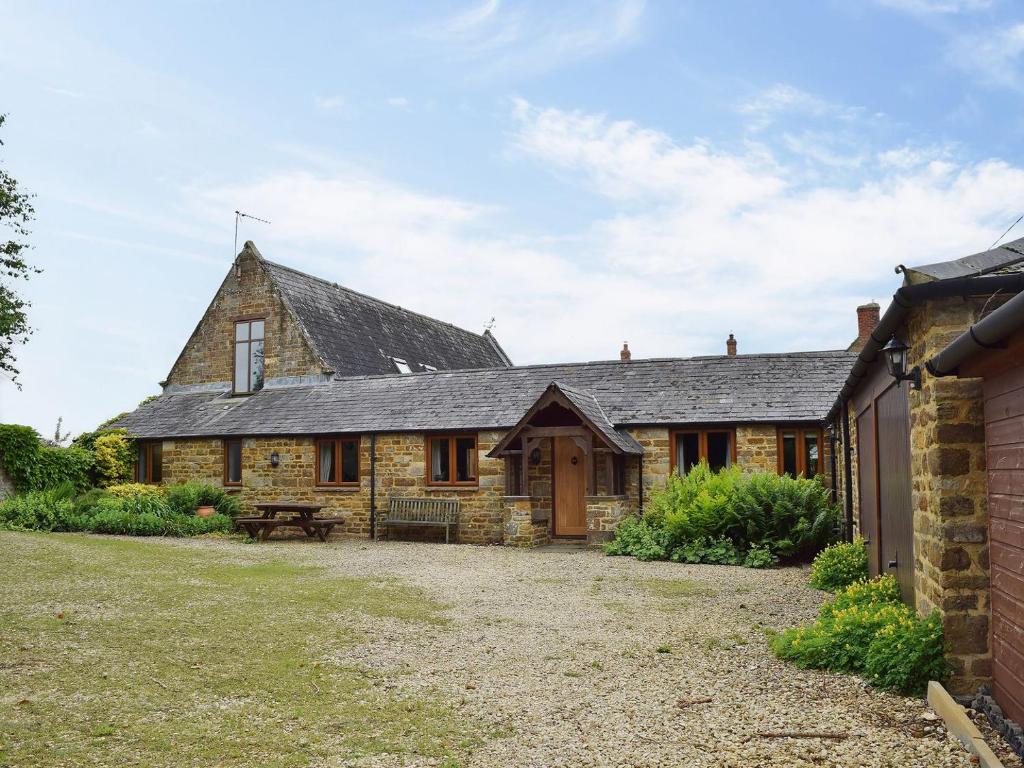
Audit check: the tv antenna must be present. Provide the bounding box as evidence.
[234,210,271,256]
[484,317,496,332]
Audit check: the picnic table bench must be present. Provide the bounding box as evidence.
[377,497,460,543]
[234,502,344,542]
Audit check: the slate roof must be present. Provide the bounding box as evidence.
[554,382,643,454]
[263,256,511,375]
[114,351,856,440]
[901,235,1024,284]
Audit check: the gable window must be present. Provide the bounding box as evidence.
[136,442,163,484]
[224,439,242,486]
[316,437,360,487]
[427,434,478,486]
[778,428,823,478]
[234,319,265,394]
[671,429,735,475]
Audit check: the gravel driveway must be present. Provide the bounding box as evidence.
[249,539,975,768]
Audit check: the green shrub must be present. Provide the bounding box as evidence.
[92,431,134,487]
[602,517,668,561]
[107,483,165,499]
[865,612,950,696]
[771,576,949,695]
[669,536,742,565]
[810,539,869,591]
[0,484,77,531]
[165,482,242,518]
[0,424,94,493]
[606,463,840,569]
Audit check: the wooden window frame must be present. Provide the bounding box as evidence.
[669,428,737,475]
[223,439,243,487]
[425,434,479,487]
[315,437,361,488]
[135,441,163,484]
[232,317,266,396]
[776,427,824,477]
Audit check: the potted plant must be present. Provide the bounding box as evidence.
[195,485,221,518]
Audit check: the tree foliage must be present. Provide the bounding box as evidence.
[0,114,39,387]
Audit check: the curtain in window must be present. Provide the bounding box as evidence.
[319,442,335,483]
[431,439,448,482]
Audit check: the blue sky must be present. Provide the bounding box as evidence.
[3,0,1024,437]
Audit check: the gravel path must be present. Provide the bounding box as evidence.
[195,538,978,767]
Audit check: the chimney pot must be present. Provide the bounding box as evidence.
[620,342,631,361]
[726,333,737,356]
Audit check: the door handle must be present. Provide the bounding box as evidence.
[862,539,870,545]
[888,559,898,569]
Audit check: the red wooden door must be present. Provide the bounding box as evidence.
[986,365,1024,725]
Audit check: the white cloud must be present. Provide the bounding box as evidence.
[417,0,645,76]
[180,100,1024,367]
[875,0,991,13]
[315,94,346,111]
[948,23,1024,89]
[738,84,862,130]
[386,96,410,108]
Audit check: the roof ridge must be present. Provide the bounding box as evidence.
[263,258,493,342]
[554,380,616,426]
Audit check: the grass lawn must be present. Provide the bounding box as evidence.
[0,532,479,767]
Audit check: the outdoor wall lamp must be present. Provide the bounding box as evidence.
[270,450,280,467]
[882,336,922,390]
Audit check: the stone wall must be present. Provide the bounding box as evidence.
[586,496,629,546]
[907,297,991,694]
[736,425,779,474]
[0,463,13,501]
[502,497,550,547]
[165,245,327,388]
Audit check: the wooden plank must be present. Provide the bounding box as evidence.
[856,406,880,577]
[993,565,1024,610]
[985,417,1024,448]
[877,383,914,604]
[927,682,1006,768]
[988,445,1024,473]
[985,385,1024,424]
[988,468,1024,496]
[992,518,1024,549]
[991,493,1024,524]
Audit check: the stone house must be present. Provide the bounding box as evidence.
[829,236,1024,701]
[114,242,854,547]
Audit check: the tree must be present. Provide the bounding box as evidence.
[0,113,39,387]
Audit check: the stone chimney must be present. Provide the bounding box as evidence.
[848,302,881,353]
[620,342,631,361]
[726,333,737,356]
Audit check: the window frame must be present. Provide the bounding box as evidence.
[669,428,737,476]
[425,433,479,487]
[776,427,824,478]
[135,441,163,484]
[232,317,266,395]
[314,436,361,488]
[223,438,243,487]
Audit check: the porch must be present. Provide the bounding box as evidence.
[488,382,642,547]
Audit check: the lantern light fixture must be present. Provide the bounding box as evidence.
[270,450,280,467]
[882,336,921,390]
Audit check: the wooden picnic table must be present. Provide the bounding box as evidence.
[234,502,343,542]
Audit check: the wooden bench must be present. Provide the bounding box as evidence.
[378,497,460,543]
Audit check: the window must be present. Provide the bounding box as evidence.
[427,434,478,486]
[671,429,734,475]
[234,319,265,394]
[778,428,824,477]
[136,442,163,484]
[224,439,242,486]
[316,437,360,486]
[391,357,412,374]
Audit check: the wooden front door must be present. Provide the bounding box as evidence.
[553,436,587,537]
[856,407,880,576]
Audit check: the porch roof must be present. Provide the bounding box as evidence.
[487,382,644,457]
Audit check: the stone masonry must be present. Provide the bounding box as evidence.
[165,245,327,388]
[906,297,992,694]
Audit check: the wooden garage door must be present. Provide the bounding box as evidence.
[876,383,915,604]
[986,365,1024,725]
[857,407,881,577]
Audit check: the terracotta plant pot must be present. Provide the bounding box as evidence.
[196,505,216,518]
